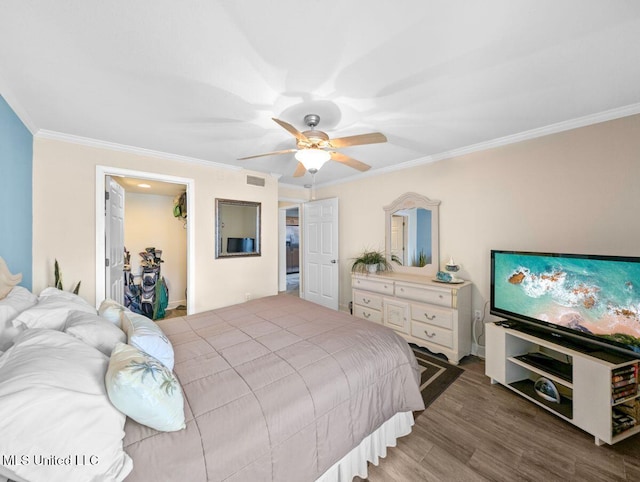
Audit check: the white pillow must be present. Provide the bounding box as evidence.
[0,323,23,353]
[121,311,174,370]
[0,329,132,482]
[64,310,126,356]
[0,286,37,322]
[0,286,37,351]
[99,298,130,328]
[12,287,96,331]
[105,342,185,432]
[38,286,86,301]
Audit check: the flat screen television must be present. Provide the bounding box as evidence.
[227,237,255,253]
[491,250,640,358]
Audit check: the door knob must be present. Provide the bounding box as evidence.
[330,259,337,264]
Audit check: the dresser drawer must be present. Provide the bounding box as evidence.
[410,303,453,330]
[411,321,454,349]
[352,290,383,311]
[395,283,452,307]
[352,277,394,296]
[353,305,383,324]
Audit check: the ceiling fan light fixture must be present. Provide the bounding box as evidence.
[240,115,382,177]
[295,148,331,172]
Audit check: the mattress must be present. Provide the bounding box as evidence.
[123,294,424,481]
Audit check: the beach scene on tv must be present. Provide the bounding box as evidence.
[494,253,640,353]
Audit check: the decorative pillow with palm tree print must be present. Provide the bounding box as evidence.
[105,342,185,432]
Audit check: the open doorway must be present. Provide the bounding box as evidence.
[278,204,301,297]
[96,166,195,316]
[285,208,300,295]
[121,178,187,319]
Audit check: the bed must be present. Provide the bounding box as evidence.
[0,286,424,482]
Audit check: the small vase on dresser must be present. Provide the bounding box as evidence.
[352,271,472,365]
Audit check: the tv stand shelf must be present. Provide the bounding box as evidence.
[510,352,573,385]
[509,355,573,386]
[509,379,573,419]
[486,322,640,446]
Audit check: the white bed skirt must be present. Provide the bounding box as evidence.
[315,411,415,482]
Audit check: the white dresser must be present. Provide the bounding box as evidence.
[352,272,472,364]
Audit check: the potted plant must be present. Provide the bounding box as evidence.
[54,259,81,294]
[351,250,392,274]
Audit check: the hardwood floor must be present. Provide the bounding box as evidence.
[356,357,640,482]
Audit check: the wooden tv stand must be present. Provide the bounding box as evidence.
[486,322,640,445]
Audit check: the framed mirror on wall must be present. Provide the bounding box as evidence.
[215,199,261,258]
[384,192,440,276]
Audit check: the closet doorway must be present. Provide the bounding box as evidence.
[96,166,195,316]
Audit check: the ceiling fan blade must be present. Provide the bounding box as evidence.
[329,132,387,148]
[330,151,371,172]
[293,162,307,177]
[272,118,309,143]
[237,148,297,160]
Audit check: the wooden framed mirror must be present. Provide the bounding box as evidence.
[215,199,261,258]
[384,192,440,276]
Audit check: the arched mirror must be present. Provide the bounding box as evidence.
[384,193,440,276]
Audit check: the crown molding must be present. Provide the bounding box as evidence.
[36,130,242,171]
[33,100,640,189]
[315,103,640,189]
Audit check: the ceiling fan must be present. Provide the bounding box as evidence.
[238,114,387,177]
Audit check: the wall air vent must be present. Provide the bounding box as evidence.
[246,175,265,187]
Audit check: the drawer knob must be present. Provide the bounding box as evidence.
[363,298,370,304]
[363,312,370,319]
[424,330,436,338]
[384,285,388,289]
[424,313,436,321]
[400,287,404,292]
[439,295,443,299]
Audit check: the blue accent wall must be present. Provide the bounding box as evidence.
[0,95,33,289]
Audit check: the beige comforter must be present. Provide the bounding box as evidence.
[123,295,424,481]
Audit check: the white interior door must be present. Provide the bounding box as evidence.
[105,176,125,304]
[303,198,339,310]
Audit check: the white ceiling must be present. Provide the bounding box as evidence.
[1,1,640,187]
[114,177,186,197]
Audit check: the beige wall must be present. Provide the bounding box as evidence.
[124,192,187,308]
[32,137,279,312]
[32,114,640,320]
[312,115,640,323]
[278,185,309,204]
